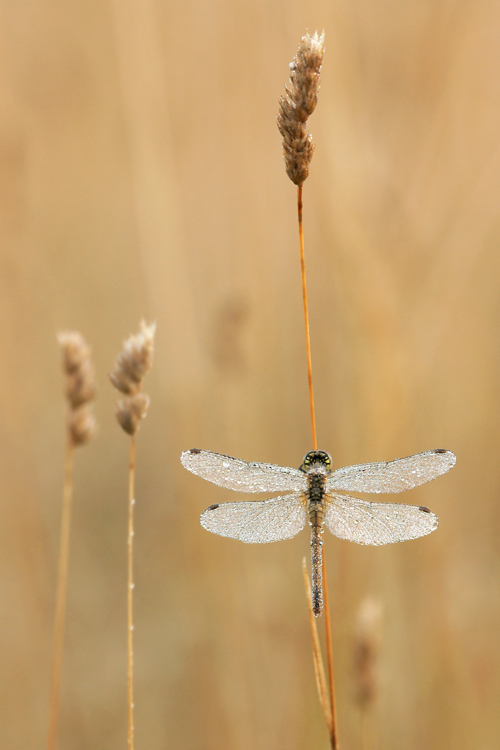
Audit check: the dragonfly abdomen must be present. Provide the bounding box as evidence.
[306,469,328,617]
[308,504,327,618]
[310,520,324,616]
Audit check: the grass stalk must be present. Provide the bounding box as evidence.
[322,558,339,749]
[297,148,339,750]
[297,183,317,451]
[110,320,155,749]
[47,438,74,750]
[127,434,136,750]
[302,560,332,728]
[303,558,340,749]
[49,331,96,750]
[278,31,340,747]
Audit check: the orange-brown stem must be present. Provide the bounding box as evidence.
[303,560,332,725]
[298,184,317,450]
[298,183,339,749]
[323,558,339,749]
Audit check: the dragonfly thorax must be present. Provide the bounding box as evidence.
[300,450,332,473]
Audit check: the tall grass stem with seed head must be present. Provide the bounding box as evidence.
[279,32,339,747]
[48,333,96,750]
[126,434,136,749]
[110,320,155,750]
[278,31,324,452]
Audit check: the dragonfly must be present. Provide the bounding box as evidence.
[181,447,456,616]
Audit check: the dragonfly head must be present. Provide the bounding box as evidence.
[300,450,332,473]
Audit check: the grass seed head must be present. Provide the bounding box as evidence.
[115,393,151,436]
[110,321,155,434]
[277,31,325,185]
[68,405,97,446]
[58,331,97,447]
[109,320,156,395]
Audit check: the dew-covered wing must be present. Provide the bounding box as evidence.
[327,449,456,494]
[324,492,438,545]
[181,449,307,493]
[200,492,307,543]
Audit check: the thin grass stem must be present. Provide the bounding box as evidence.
[127,434,136,750]
[47,437,75,750]
[322,558,339,749]
[110,321,155,749]
[302,560,332,727]
[297,184,317,450]
[298,184,340,748]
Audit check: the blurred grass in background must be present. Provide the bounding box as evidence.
[0,0,499,748]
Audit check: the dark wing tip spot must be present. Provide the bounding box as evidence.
[207,504,219,511]
[419,506,431,513]
[189,448,201,455]
[434,448,447,454]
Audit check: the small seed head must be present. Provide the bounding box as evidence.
[115,393,151,436]
[58,331,92,375]
[110,321,155,435]
[109,320,156,395]
[65,364,97,409]
[68,405,97,446]
[58,331,97,447]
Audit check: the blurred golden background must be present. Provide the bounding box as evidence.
[1,0,499,748]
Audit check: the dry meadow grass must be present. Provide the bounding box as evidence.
[1,1,499,748]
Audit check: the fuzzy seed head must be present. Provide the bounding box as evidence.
[68,405,97,446]
[109,320,156,395]
[115,393,151,436]
[277,31,325,185]
[58,331,92,375]
[58,331,97,447]
[110,321,155,435]
[65,364,97,409]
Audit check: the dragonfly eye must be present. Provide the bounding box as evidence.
[300,450,332,472]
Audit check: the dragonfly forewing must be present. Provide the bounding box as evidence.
[181,449,307,493]
[327,449,456,494]
[324,492,438,545]
[200,492,307,543]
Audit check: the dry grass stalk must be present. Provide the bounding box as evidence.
[302,560,333,732]
[322,558,339,747]
[277,31,325,186]
[48,332,96,750]
[110,320,155,750]
[284,31,338,748]
[277,32,325,450]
